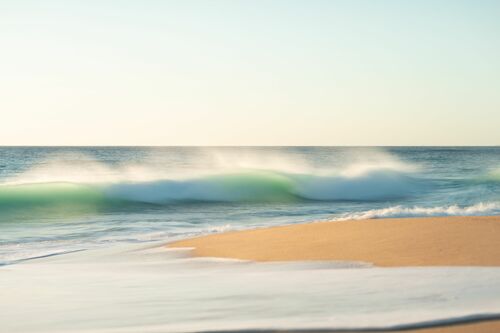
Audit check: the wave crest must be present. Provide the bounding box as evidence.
[0,169,420,208]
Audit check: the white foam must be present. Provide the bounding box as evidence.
[334,202,500,220]
[2,246,500,333]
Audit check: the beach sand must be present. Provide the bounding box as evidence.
[169,216,500,266]
[169,216,500,332]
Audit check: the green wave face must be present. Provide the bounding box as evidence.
[0,172,298,212]
[200,171,298,202]
[0,183,105,208]
[0,183,110,222]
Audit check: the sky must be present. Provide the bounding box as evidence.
[1,0,499,146]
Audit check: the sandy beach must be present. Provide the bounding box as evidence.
[170,216,500,332]
[170,216,500,266]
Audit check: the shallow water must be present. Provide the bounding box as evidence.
[2,244,500,333]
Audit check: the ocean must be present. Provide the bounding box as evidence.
[1,146,499,332]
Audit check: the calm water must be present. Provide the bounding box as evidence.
[1,147,500,332]
[2,246,500,333]
[0,146,499,265]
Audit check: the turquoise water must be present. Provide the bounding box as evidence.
[0,146,499,264]
[1,147,499,332]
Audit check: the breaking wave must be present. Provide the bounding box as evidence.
[0,169,422,208]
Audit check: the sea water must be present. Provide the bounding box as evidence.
[1,146,499,331]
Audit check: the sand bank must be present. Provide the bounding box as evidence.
[170,216,500,266]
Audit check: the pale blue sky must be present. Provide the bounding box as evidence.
[1,0,499,145]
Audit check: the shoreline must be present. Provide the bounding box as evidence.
[170,216,500,333]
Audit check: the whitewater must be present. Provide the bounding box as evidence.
[1,146,499,332]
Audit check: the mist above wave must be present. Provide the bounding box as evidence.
[3,148,417,184]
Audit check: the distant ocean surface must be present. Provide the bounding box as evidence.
[2,146,500,333]
[1,146,499,265]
